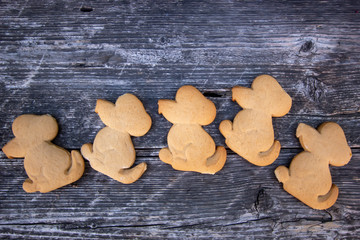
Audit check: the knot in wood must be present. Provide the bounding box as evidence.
[300,40,314,53]
[305,76,325,102]
[254,188,273,213]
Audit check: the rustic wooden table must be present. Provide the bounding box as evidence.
[1,0,359,239]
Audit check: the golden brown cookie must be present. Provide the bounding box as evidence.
[2,114,85,193]
[219,75,292,166]
[81,94,151,184]
[275,122,352,209]
[158,85,227,174]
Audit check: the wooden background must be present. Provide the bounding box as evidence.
[0,0,359,239]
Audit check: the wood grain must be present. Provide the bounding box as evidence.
[0,0,359,239]
[1,150,359,239]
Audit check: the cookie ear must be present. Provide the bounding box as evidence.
[267,89,292,117]
[177,86,216,125]
[12,114,58,141]
[175,85,200,103]
[318,122,352,166]
[122,95,152,137]
[115,94,152,136]
[37,115,58,141]
[125,114,152,137]
[159,86,216,125]
[195,99,216,126]
[251,75,292,117]
[2,138,25,158]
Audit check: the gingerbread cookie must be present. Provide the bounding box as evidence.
[2,114,85,193]
[275,122,352,209]
[81,94,151,184]
[219,75,292,166]
[158,85,227,174]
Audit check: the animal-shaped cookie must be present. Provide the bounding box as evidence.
[219,75,292,166]
[81,94,151,184]
[275,122,352,209]
[2,114,85,193]
[158,85,227,174]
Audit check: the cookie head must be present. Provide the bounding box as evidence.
[2,114,58,158]
[233,75,292,117]
[12,114,58,141]
[318,122,352,166]
[158,85,216,125]
[297,122,352,167]
[95,94,152,136]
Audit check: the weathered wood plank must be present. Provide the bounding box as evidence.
[0,0,359,239]
[0,91,358,149]
[0,66,359,117]
[0,149,359,239]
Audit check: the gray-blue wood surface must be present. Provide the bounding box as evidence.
[0,0,359,239]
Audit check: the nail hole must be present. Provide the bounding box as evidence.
[75,62,86,67]
[203,91,223,98]
[80,6,93,12]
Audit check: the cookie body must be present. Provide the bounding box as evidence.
[275,122,352,209]
[81,94,151,184]
[158,85,227,174]
[167,124,216,168]
[86,127,136,176]
[2,114,85,193]
[220,75,292,166]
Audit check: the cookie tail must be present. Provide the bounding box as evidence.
[66,150,85,183]
[23,178,38,193]
[251,140,281,166]
[274,165,290,183]
[315,184,339,210]
[205,146,227,174]
[116,162,147,184]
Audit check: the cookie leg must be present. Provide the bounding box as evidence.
[274,165,290,183]
[219,120,233,138]
[159,147,173,164]
[80,143,94,161]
